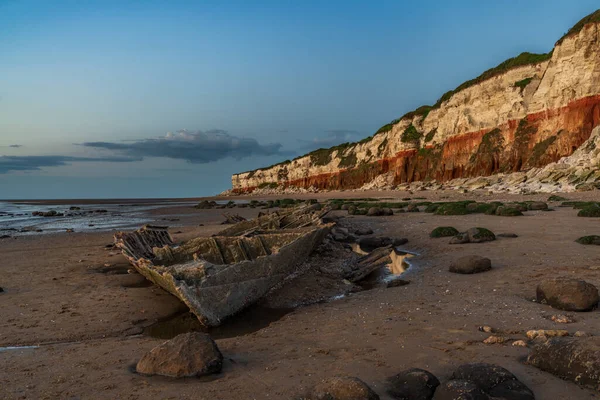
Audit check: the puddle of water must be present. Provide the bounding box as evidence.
[143,306,293,340]
[357,248,415,289]
[0,345,39,352]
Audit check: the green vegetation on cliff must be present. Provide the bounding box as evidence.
[557,9,600,45]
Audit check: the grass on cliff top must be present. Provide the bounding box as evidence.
[557,9,600,45]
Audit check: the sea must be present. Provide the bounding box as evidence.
[0,200,197,236]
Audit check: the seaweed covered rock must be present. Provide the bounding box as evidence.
[576,235,600,245]
[548,195,568,202]
[433,202,470,216]
[433,380,487,400]
[303,376,380,400]
[449,255,492,274]
[450,228,495,244]
[447,363,534,400]
[527,201,548,211]
[430,227,459,238]
[578,205,600,217]
[536,278,599,311]
[386,368,439,400]
[406,204,420,213]
[528,337,600,388]
[466,202,496,214]
[367,207,384,216]
[136,332,223,378]
[495,206,524,216]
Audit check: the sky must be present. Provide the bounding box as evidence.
[0,0,598,199]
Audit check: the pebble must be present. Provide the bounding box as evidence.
[526,330,569,339]
[512,340,527,347]
[483,335,506,344]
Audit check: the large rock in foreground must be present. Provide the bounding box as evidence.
[536,278,599,311]
[449,256,492,274]
[303,376,380,400]
[136,332,223,378]
[528,337,600,388]
[386,368,440,399]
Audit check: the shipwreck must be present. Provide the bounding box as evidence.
[115,204,332,326]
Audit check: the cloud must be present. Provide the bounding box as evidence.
[298,129,361,150]
[81,129,286,164]
[0,155,141,174]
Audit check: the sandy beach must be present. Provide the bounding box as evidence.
[2,190,600,399]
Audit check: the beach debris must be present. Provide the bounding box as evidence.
[221,212,246,225]
[478,326,494,333]
[483,335,506,344]
[536,278,599,311]
[512,340,527,347]
[439,363,534,400]
[551,314,575,324]
[302,376,380,400]
[449,255,492,274]
[449,227,495,244]
[528,337,600,388]
[136,332,222,378]
[386,368,439,400]
[526,330,569,340]
[115,205,332,326]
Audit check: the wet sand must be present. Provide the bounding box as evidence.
[2,190,600,399]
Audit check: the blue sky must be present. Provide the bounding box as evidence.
[0,1,598,199]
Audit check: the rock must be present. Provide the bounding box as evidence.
[483,336,505,344]
[526,330,569,339]
[386,279,410,288]
[495,206,524,216]
[551,314,575,324]
[527,201,548,211]
[0,235,11,240]
[406,204,420,213]
[0,287,4,293]
[348,205,358,215]
[528,336,600,388]
[386,368,439,400]
[354,228,374,236]
[512,340,527,347]
[367,207,384,216]
[358,237,407,252]
[478,326,494,333]
[304,376,380,400]
[575,331,589,337]
[430,227,459,238]
[536,278,599,311]
[433,380,488,400]
[449,228,495,244]
[497,233,518,238]
[449,255,492,274]
[382,207,394,216]
[578,205,600,217]
[449,363,534,400]
[575,235,600,245]
[136,332,223,378]
[340,204,351,211]
[65,228,74,233]
[449,233,470,244]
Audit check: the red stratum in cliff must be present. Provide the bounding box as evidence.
[232,10,600,194]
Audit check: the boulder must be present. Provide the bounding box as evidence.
[433,380,488,400]
[386,368,439,400]
[495,206,524,216]
[527,201,548,211]
[382,208,394,216]
[446,363,534,400]
[367,207,384,216]
[406,204,420,213]
[576,235,600,245]
[304,376,380,400]
[449,228,495,244]
[449,256,492,274]
[430,227,459,238]
[536,278,599,311]
[528,337,600,388]
[136,332,223,378]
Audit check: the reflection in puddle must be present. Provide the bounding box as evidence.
[356,248,415,289]
[0,345,39,352]
[144,306,293,340]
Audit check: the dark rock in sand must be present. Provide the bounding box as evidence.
[358,237,407,252]
[449,256,492,274]
[536,278,599,311]
[406,204,420,213]
[331,227,357,243]
[136,332,222,378]
[354,228,374,236]
[528,336,600,388]
[0,287,4,293]
[450,228,495,244]
[576,235,600,245]
[433,380,488,400]
[450,363,534,400]
[497,233,518,238]
[382,207,394,216]
[304,376,380,400]
[0,235,11,240]
[386,368,439,400]
[340,204,351,211]
[386,279,411,288]
[430,227,459,238]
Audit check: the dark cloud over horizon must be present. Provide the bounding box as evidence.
[0,155,141,174]
[8,144,23,148]
[82,129,287,164]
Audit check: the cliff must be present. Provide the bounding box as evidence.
[232,10,600,193]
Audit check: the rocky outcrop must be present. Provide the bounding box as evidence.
[232,11,600,193]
